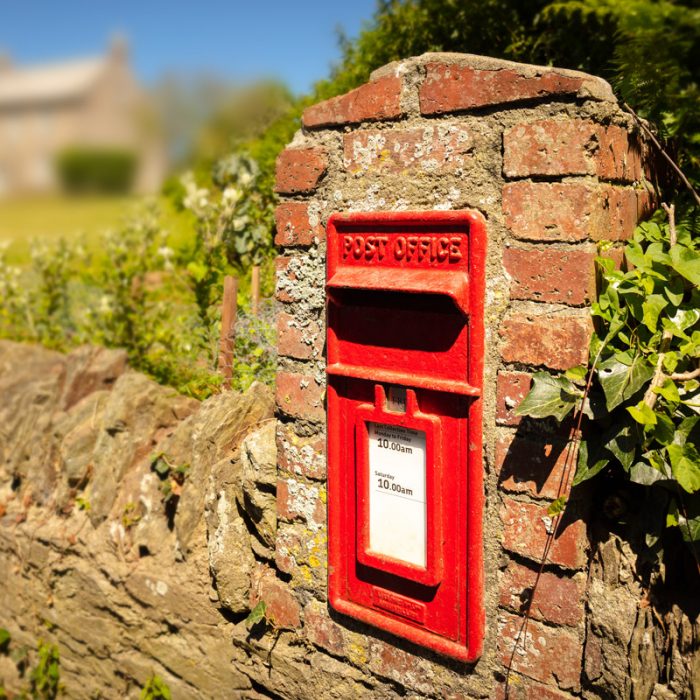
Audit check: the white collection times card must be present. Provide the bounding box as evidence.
[367,422,427,568]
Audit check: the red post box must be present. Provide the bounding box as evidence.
[326,211,486,662]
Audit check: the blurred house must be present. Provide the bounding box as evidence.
[0,37,165,196]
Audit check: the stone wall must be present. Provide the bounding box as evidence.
[273,52,659,699]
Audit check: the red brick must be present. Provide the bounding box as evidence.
[420,63,587,115]
[503,120,640,181]
[277,423,326,480]
[504,246,595,306]
[250,564,301,629]
[501,497,588,569]
[494,675,578,700]
[277,311,323,360]
[500,560,585,626]
[343,124,474,175]
[499,312,592,370]
[277,477,325,529]
[503,182,644,243]
[275,202,325,247]
[303,600,345,656]
[368,639,434,695]
[496,433,573,500]
[303,74,403,128]
[275,147,327,194]
[498,611,582,691]
[276,371,325,421]
[496,371,532,426]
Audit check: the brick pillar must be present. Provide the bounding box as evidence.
[274,53,655,698]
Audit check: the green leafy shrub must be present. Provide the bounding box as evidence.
[29,640,61,700]
[56,147,137,195]
[140,675,172,700]
[517,208,700,559]
[0,155,277,400]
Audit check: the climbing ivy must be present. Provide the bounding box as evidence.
[517,206,700,560]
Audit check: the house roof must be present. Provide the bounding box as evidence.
[0,57,106,107]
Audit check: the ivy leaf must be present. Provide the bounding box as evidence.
[678,508,700,544]
[547,496,567,516]
[642,294,668,332]
[673,416,700,446]
[605,422,638,471]
[663,277,685,306]
[653,414,676,445]
[668,307,700,333]
[573,439,609,487]
[670,245,700,286]
[245,601,267,630]
[629,460,672,487]
[565,365,588,384]
[652,379,680,404]
[625,240,647,270]
[515,372,578,422]
[627,401,657,426]
[667,443,700,493]
[597,354,655,411]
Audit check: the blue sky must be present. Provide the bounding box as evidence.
[0,0,379,95]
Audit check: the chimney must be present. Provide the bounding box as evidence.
[0,52,12,72]
[109,33,128,63]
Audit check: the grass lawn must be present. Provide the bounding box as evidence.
[0,195,194,264]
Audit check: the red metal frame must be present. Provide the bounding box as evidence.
[326,211,486,662]
[355,385,443,587]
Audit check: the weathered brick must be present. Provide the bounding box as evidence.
[275,147,327,194]
[303,599,368,664]
[498,611,582,691]
[503,182,644,242]
[277,423,326,480]
[276,371,325,421]
[501,497,588,569]
[503,120,641,181]
[275,202,325,247]
[500,560,586,626]
[494,675,578,700]
[277,311,324,360]
[277,477,326,530]
[368,639,435,695]
[303,599,345,655]
[420,63,591,115]
[496,433,572,500]
[504,246,595,305]
[496,371,532,426]
[250,564,301,629]
[303,74,403,128]
[343,124,475,176]
[499,312,592,370]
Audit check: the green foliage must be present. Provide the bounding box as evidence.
[56,148,137,195]
[28,641,60,700]
[140,675,172,700]
[245,601,268,631]
[0,629,10,654]
[150,453,190,502]
[0,153,277,401]
[517,209,700,558]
